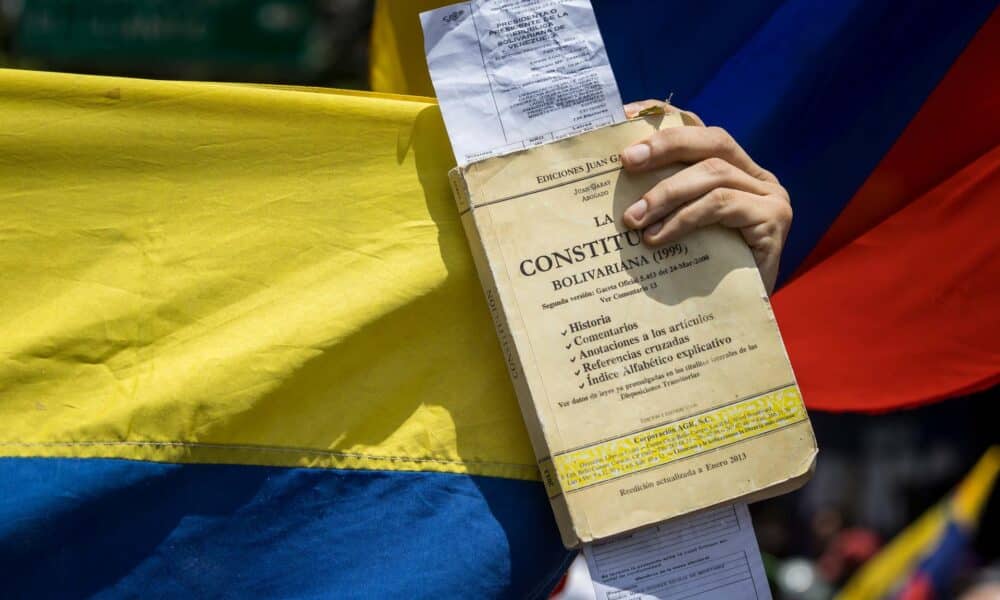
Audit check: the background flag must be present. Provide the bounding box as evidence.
[372,0,1000,412]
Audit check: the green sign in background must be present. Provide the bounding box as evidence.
[11,0,329,80]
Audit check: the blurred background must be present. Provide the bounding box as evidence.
[0,0,374,88]
[1,2,995,598]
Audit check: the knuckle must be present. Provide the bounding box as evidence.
[645,130,670,157]
[777,184,792,206]
[663,127,690,151]
[764,190,792,219]
[707,126,736,154]
[650,128,672,147]
[648,183,671,206]
[700,157,732,177]
[758,197,792,239]
[673,210,696,231]
[645,181,674,209]
[710,187,733,208]
[759,168,780,184]
[775,196,793,224]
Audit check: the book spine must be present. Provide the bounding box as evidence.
[448,169,572,516]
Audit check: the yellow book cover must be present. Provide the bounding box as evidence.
[450,113,817,548]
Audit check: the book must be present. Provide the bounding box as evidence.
[449,112,817,548]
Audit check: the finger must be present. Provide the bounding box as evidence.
[642,187,771,246]
[749,228,783,293]
[624,99,667,118]
[623,157,776,229]
[622,126,774,183]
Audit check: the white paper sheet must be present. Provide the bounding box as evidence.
[582,504,772,600]
[420,0,626,164]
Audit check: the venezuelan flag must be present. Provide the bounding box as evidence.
[2,1,998,596]
[373,0,1000,412]
[838,447,1000,599]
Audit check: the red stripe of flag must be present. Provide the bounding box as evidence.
[775,9,1000,412]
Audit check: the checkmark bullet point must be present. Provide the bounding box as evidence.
[561,329,568,336]
[564,343,572,349]
[578,383,585,389]
[574,370,581,376]
[570,357,576,362]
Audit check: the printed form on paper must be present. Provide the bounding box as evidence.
[421,0,626,164]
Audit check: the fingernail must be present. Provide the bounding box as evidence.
[623,102,639,116]
[625,199,647,222]
[623,143,650,166]
[645,221,663,238]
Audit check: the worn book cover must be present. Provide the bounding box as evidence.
[449,112,817,548]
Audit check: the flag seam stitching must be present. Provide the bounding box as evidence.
[0,440,536,469]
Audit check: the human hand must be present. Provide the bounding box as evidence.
[621,100,792,293]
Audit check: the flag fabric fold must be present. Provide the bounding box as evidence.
[2,0,998,595]
[0,68,570,597]
[372,0,1000,413]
